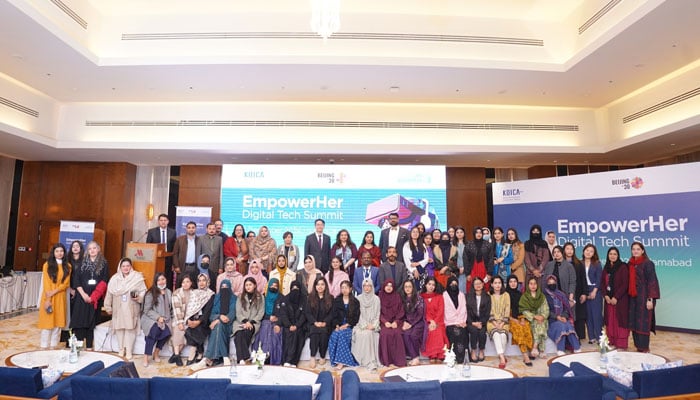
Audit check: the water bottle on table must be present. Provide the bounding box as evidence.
[461,350,471,378]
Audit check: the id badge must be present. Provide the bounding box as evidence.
[122,294,128,302]
[88,279,97,285]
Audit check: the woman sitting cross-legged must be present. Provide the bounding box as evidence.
[544,274,581,356]
[233,277,265,364]
[191,279,236,369]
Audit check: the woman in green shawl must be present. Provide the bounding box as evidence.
[519,277,549,358]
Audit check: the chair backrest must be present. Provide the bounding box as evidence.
[442,378,525,400]
[150,376,230,400]
[225,383,312,400]
[524,375,603,400]
[633,363,700,398]
[0,367,42,397]
[70,375,149,400]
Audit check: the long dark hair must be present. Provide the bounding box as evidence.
[421,276,444,294]
[69,240,84,266]
[408,226,425,252]
[363,230,376,246]
[47,243,70,284]
[232,223,246,239]
[308,276,332,314]
[400,280,419,313]
[148,272,167,307]
[328,256,344,285]
[242,277,262,311]
[452,226,466,246]
[340,280,357,317]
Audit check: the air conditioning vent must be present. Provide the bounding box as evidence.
[579,0,623,35]
[50,0,87,29]
[86,120,577,131]
[0,96,39,118]
[122,32,543,46]
[623,87,700,124]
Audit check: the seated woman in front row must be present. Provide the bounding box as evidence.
[192,279,237,369]
[328,280,359,370]
[352,279,381,371]
[233,277,265,363]
[543,274,581,356]
[519,277,549,358]
[252,278,283,365]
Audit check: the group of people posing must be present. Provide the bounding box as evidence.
[36,216,660,371]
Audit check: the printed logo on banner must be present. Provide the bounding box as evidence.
[317,171,346,184]
[611,176,644,190]
[500,187,524,202]
[243,170,265,178]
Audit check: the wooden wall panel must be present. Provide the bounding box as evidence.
[567,165,589,175]
[178,166,223,220]
[445,167,487,230]
[528,165,556,179]
[13,162,136,273]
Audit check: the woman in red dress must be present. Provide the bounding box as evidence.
[420,276,449,362]
[602,247,630,349]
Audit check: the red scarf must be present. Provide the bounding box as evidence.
[627,256,643,297]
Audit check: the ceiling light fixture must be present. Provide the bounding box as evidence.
[310,0,341,41]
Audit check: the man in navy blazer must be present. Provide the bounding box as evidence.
[379,212,410,263]
[304,218,331,274]
[353,252,380,295]
[146,213,177,289]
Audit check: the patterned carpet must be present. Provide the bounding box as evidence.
[2,310,698,381]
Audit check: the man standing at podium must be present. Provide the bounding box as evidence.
[147,214,177,289]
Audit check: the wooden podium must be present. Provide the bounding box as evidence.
[125,242,167,289]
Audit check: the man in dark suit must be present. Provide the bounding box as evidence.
[146,213,177,289]
[304,218,331,274]
[197,222,224,290]
[171,221,201,286]
[378,246,409,289]
[379,212,410,263]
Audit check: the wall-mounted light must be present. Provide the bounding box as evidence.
[146,203,155,221]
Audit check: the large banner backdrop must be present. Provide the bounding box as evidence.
[493,162,700,331]
[221,164,447,265]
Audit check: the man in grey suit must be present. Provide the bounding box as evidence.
[304,218,331,274]
[146,213,177,289]
[379,212,410,263]
[197,222,223,290]
[378,246,409,289]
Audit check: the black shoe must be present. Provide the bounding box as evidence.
[524,361,533,367]
[175,356,183,367]
[211,358,223,366]
[186,358,196,366]
[168,354,178,364]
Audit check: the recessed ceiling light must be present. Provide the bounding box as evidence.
[634,63,644,68]
[320,85,328,90]
[389,86,400,93]
[553,160,558,163]
[670,143,676,146]
[112,87,116,90]
[189,86,193,90]
[498,89,507,94]
[11,54,23,60]
[46,73,52,77]
[608,80,614,84]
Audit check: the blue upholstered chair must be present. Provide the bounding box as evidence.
[341,370,442,400]
[0,360,104,399]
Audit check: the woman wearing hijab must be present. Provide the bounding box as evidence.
[278,280,307,367]
[306,277,334,368]
[244,259,268,295]
[602,247,630,349]
[297,255,323,296]
[194,279,236,368]
[217,257,244,296]
[400,280,425,366]
[466,276,491,362]
[519,277,549,358]
[505,275,533,366]
[252,278,283,365]
[38,243,71,349]
[270,254,296,295]
[70,240,108,349]
[352,278,381,371]
[435,232,456,289]
[378,279,407,367]
[249,226,278,273]
[233,277,265,363]
[104,257,146,360]
[524,224,551,287]
[465,227,494,293]
[421,277,448,362]
[328,280,359,370]
[184,273,215,365]
[627,242,660,352]
[141,273,172,367]
[544,274,581,355]
[443,276,468,364]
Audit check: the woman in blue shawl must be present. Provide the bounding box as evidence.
[252,278,283,364]
[543,274,581,356]
[200,279,236,367]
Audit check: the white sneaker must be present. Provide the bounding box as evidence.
[557,351,566,356]
[190,359,208,371]
[239,359,246,365]
[573,349,582,354]
[283,362,296,368]
[223,357,231,366]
